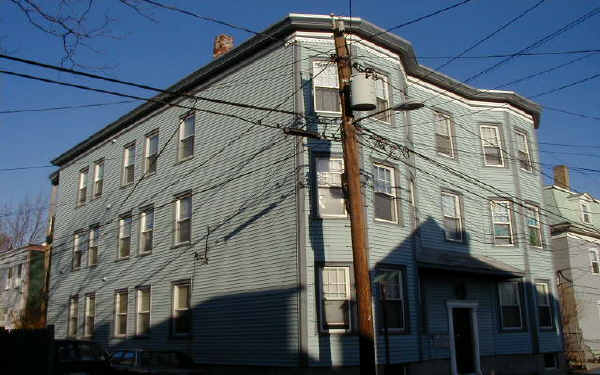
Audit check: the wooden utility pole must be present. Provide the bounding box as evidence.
[333,18,376,375]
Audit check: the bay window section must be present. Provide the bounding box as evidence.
[480,125,504,167]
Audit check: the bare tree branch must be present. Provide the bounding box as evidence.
[0,193,48,251]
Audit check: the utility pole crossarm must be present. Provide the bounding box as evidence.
[333,18,377,375]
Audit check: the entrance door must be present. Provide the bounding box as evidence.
[452,308,475,374]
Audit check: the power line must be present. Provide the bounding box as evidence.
[434,0,546,72]
[530,72,600,99]
[0,100,138,114]
[0,165,54,172]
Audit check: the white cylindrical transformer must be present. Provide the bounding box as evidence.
[350,73,377,111]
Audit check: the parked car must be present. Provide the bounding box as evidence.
[110,349,204,374]
[54,339,114,375]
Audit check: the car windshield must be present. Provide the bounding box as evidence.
[57,341,106,362]
[140,351,194,368]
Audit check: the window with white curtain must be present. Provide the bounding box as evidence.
[312,61,340,113]
[319,266,351,332]
[316,157,346,217]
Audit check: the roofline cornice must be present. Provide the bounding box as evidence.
[51,14,541,167]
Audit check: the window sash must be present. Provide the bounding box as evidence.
[73,234,83,269]
[93,162,104,197]
[320,267,350,331]
[516,132,532,171]
[115,292,128,336]
[176,197,192,243]
[145,134,158,174]
[373,164,397,223]
[491,200,513,245]
[313,61,341,113]
[377,270,404,330]
[582,202,592,223]
[535,282,553,328]
[84,295,95,337]
[591,251,600,274]
[179,117,195,160]
[317,157,346,217]
[442,192,462,241]
[69,297,78,337]
[78,170,88,204]
[137,289,151,335]
[498,282,522,329]
[123,145,135,184]
[173,284,191,335]
[119,217,132,258]
[140,210,154,253]
[373,78,390,123]
[525,205,542,247]
[435,113,454,157]
[480,126,504,166]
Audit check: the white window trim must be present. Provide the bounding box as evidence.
[140,208,154,254]
[175,196,192,244]
[145,132,159,174]
[525,204,543,248]
[312,61,341,115]
[441,192,463,242]
[319,266,351,333]
[88,227,99,267]
[377,268,405,332]
[435,111,455,158]
[490,200,514,246]
[535,282,553,329]
[172,282,191,336]
[581,201,592,224]
[118,216,132,259]
[515,130,532,172]
[480,125,504,167]
[136,287,151,336]
[73,233,83,270]
[498,282,523,330]
[178,116,195,161]
[115,291,128,337]
[122,143,136,185]
[84,294,95,337]
[77,168,88,205]
[93,160,104,197]
[317,157,347,218]
[373,163,398,224]
[589,249,600,275]
[372,75,391,124]
[68,296,79,337]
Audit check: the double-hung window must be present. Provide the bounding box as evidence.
[179,115,195,161]
[373,164,397,223]
[84,294,95,337]
[313,61,340,113]
[525,205,542,247]
[590,250,600,274]
[435,112,454,158]
[93,160,104,198]
[375,269,405,331]
[140,207,154,254]
[172,281,191,335]
[374,77,390,123]
[68,296,79,337]
[316,157,346,217]
[88,227,99,266]
[319,266,351,332]
[77,168,88,205]
[442,192,463,242]
[73,232,85,270]
[136,287,151,336]
[122,143,136,185]
[480,125,504,167]
[498,281,523,330]
[581,201,592,224]
[145,132,159,174]
[118,214,132,258]
[515,131,532,172]
[6,267,13,289]
[175,195,192,244]
[535,282,553,329]
[115,290,128,337]
[491,200,513,245]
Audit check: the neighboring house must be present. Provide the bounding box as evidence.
[545,165,600,364]
[46,14,563,375]
[0,244,47,329]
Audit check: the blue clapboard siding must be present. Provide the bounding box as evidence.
[47,43,302,366]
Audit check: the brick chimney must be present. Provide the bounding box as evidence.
[213,34,234,59]
[554,165,570,190]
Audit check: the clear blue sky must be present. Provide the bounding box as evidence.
[1,0,599,207]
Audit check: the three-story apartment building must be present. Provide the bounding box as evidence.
[47,14,563,375]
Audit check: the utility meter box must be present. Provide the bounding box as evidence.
[350,73,376,111]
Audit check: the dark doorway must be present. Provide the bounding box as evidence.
[453,308,475,374]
